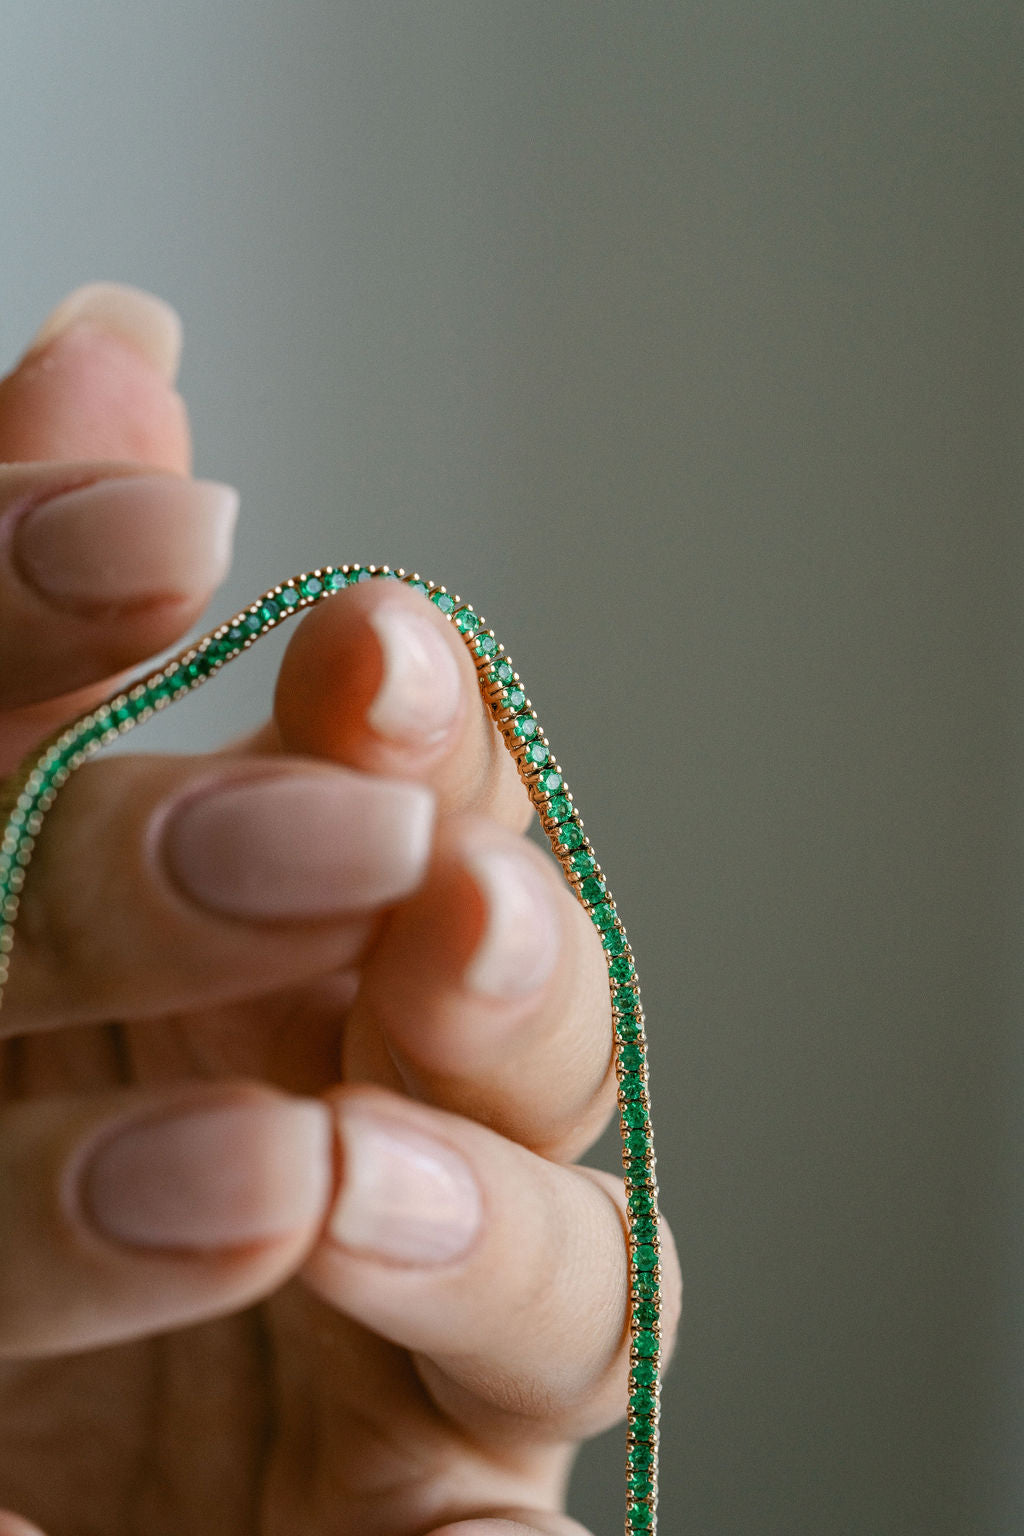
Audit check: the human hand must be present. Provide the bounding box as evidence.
[0,285,680,1536]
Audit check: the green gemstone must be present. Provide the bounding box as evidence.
[537,769,562,796]
[631,1413,655,1441]
[580,876,606,903]
[244,612,262,633]
[558,823,584,850]
[632,1322,658,1350]
[408,579,428,596]
[623,1102,649,1129]
[591,902,616,929]
[282,583,304,603]
[346,566,370,584]
[324,571,346,591]
[491,660,514,685]
[617,1014,642,1042]
[526,742,549,766]
[619,1043,645,1071]
[628,1189,654,1215]
[503,686,527,712]
[455,607,478,634]
[619,1072,644,1101]
[628,1444,654,1472]
[634,1272,658,1299]
[628,1471,654,1500]
[603,927,627,954]
[610,954,636,983]
[624,1155,650,1181]
[569,849,596,876]
[629,1500,654,1528]
[546,794,571,822]
[631,1216,657,1243]
[614,985,639,1010]
[260,600,280,624]
[511,713,538,740]
[431,591,456,614]
[474,633,499,658]
[625,1127,650,1156]
[634,1244,658,1271]
[634,1331,659,1358]
[630,1389,656,1416]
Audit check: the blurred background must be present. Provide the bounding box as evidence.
[1,3,1021,1532]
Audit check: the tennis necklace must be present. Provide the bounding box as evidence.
[0,563,662,1535]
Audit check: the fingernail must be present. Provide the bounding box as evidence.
[82,1096,331,1250]
[29,282,183,382]
[366,603,462,746]
[15,475,238,611]
[164,772,435,919]
[463,843,560,999]
[330,1103,482,1264]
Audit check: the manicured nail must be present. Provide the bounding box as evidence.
[82,1097,331,1250]
[15,475,238,611]
[29,282,183,382]
[462,843,560,999]
[366,603,462,745]
[330,1104,482,1264]
[164,771,435,919]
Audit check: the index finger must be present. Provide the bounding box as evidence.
[272,577,535,832]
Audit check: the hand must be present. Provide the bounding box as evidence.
[0,285,680,1536]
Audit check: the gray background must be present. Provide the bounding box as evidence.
[1,3,1021,1533]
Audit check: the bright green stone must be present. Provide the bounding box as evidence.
[628,1189,654,1215]
[624,1155,649,1181]
[628,1471,654,1501]
[282,583,303,603]
[525,742,549,766]
[580,876,606,903]
[346,566,370,584]
[474,633,498,658]
[614,985,639,1010]
[619,1043,644,1071]
[510,714,537,741]
[491,660,514,685]
[569,849,596,876]
[623,1102,649,1130]
[503,686,527,712]
[603,927,626,955]
[617,1014,641,1042]
[431,591,456,614]
[610,954,635,983]
[619,1073,644,1101]
[629,1500,654,1528]
[591,902,616,930]
[558,823,584,850]
[630,1389,656,1416]
[632,1320,658,1348]
[455,607,478,634]
[628,1444,654,1471]
[631,1414,654,1442]
[408,579,428,596]
[634,1272,658,1299]
[546,794,571,822]
[634,1331,659,1359]
[631,1216,657,1243]
[324,571,346,591]
[634,1244,658,1271]
[625,1127,650,1155]
[537,769,562,796]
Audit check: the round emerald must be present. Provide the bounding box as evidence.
[614,985,639,1010]
[346,566,370,584]
[628,1444,654,1471]
[632,1314,658,1342]
[625,1127,650,1155]
[625,1155,650,1181]
[630,1414,654,1441]
[634,1272,658,1299]
[591,902,616,929]
[580,876,606,903]
[634,1244,658,1271]
[634,1331,659,1359]
[628,1470,654,1500]
[408,579,428,596]
[431,591,456,614]
[630,1388,656,1416]
[475,633,498,658]
[281,584,302,604]
[629,1501,654,1528]
[537,769,562,796]
[603,928,627,955]
[629,1189,654,1215]
[610,954,635,983]
[260,600,280,623]
[631,1216,657,1243]
[546,794,571,822]
[570,849,596,876]
[455,607,478,634]
[558,823,584,850]
[244,612,262,632]
[512,714,538,740]
[617,1014,641,1042]
[525,742,549,766]
[619,1073,644,1101]
[619,1043,644,1072]
[503,686,527,712]
[623,1102,649,1130]
[325,571,346,591]
[491,660,514,685]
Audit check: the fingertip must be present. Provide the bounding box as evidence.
[28,282,183,384]
[0,1513,49,1536]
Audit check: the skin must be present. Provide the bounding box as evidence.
[0,288,680,1536]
